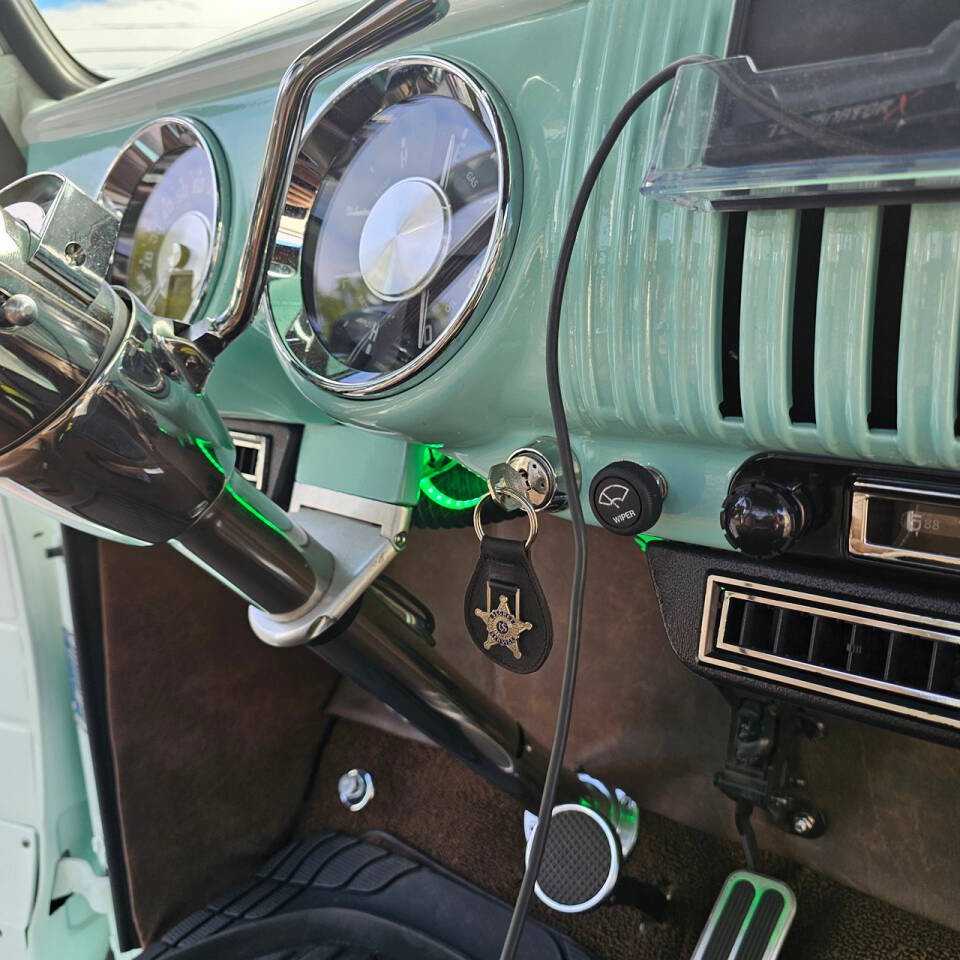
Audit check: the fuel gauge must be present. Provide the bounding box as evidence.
[99,117,223,325]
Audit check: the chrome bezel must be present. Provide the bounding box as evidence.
[699,574,960,730]
[97,116,225,327]
[266,54,519,398]
[849,481,960,572]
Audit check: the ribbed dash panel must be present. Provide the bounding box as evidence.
[560,0,730,439]
[813,207,880,459]
[738,210,800,450]
[897,203,960,467]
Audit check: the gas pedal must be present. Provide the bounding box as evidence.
[691,871,796,960]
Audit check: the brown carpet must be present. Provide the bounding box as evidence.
[302,719,960,960]
[98,541,338,942]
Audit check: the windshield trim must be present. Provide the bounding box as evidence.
[3,0,103,99]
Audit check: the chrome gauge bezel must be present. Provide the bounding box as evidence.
[267,55,520,398]
[97,116,225,327]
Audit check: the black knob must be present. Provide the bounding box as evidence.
[589,461,666,536]
[721,480,810,559]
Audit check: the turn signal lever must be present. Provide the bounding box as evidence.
[0,0,445,637]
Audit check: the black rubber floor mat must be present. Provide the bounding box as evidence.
[141,832,597,960]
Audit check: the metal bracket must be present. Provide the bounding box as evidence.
[248,484,411,647]
[714,698,827,842]
[51,856,112,917]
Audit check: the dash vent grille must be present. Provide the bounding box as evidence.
[700,576,960,728]
[228,430,268,490]
[718,204,915,437]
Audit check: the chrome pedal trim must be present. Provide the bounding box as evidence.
[699,575,960,730]
[691,870,796,960]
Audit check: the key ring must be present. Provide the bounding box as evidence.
[473,488,538,549]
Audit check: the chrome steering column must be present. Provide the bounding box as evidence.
[0,0,446,623]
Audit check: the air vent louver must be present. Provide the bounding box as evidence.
[228,430,268,490]
[700,576,960,728]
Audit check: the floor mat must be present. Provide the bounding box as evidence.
[140,832,595,960]
[298,719,960,960]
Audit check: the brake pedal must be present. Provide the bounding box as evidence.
[692,871,796,960]
[525,804,621,913]
[523,803,668,919]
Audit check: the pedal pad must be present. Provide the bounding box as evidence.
[524,804,620,913]
[692,871,796,960]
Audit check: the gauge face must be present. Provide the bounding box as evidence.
[99,119,222,325]
[269,57,516,396]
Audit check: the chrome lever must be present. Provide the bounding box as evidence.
[190,0,448,354]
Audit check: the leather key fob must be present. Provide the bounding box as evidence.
[464,534,553,674]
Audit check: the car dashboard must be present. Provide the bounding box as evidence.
[19,0,960,750]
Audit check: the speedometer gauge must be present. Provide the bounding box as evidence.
[268,57,518,397]
[99,118,223,325]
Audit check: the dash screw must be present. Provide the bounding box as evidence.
[338,768,375,812]
[792,813,817,836]
[64,241,86,266]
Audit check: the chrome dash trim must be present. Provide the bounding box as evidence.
[849,481,960,571]
[266,53,518,397]
[97,116,225,328]
[698,574,960,730]
[189,0,446,351]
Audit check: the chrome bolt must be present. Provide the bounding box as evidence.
[0,294,37,328]
[792,813,817,836]
[64,241,86,266]
[338,768,375,812]
[393,532,407,551]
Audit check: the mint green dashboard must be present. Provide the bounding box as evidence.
[22,0,960,552]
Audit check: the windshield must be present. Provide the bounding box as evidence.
[33,0,321,78]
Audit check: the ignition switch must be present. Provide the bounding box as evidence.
[490,437,579,512]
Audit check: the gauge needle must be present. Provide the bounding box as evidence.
[440,134,456,190]
[417,291,429,349]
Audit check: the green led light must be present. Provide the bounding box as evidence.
[635,534,663,551]
[195,436,285,537]
[418,476,484,511]
[195,436,225,475]
[418,447,485,511]
[224,482,285,536]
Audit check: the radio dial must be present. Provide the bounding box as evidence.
[721,479,811,559]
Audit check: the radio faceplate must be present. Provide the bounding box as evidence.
[850,482,960,572]
[726,454,960,578]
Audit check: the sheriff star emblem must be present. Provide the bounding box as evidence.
[474,593,533,660]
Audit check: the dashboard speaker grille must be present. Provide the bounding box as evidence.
[700,576,960,729]
[714,204,920,456]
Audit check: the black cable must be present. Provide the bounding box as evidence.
[497,54,713,960]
